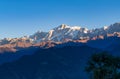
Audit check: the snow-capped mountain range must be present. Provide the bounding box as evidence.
[0,22,120,64]
[0,22,120,47]
[30,22,120,42]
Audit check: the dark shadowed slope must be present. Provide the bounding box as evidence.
[0,46,101,79]
[0,46,40,65]
[0,36,120,65]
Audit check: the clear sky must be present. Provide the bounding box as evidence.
[0,0,120,38]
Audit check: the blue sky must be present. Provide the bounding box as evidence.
[0,0,120,38]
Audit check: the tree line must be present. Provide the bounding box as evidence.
[85,52,120,79]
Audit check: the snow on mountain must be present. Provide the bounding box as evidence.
[107,23,120,33]
[35,22,120,42]
[0,22,120,45]
[41,24,89,42]
[103,26,108,30]
[30,31,47,42]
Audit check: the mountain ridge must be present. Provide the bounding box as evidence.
[0,22,120,79]
[0,22,120,53]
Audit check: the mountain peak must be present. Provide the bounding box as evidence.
[61,24,68,28]
[54,24,69,30]
[1,22,120,45]
[103,26,108,30]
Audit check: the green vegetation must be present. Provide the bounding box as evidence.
[85,52,120,79]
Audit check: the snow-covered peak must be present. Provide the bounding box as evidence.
[83,28,89,33]
[31,23,120,42]
[47,30,54,39]
[54,24,70,30]
[1,22,120,44]
[70,26,81,30]
[54,24,84,31]
[103,26,108,30]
